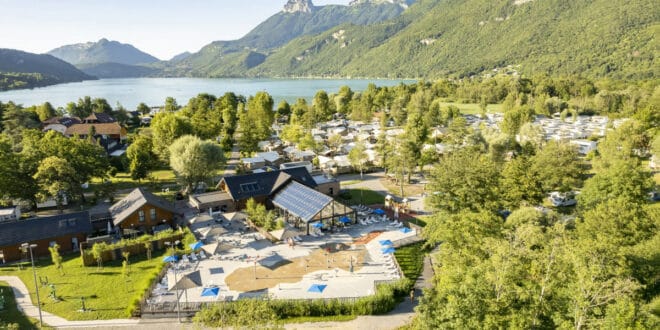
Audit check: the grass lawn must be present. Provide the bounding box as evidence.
[394,242,426,280]
[0,250,166,321]
[379,178,425,197]
[338,189,385,205]
[0,281,53,329]
[339,180,361,187]
[437,101,503,115]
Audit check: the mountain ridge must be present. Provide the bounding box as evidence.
[0,48,95,91]
[48,38,160,66]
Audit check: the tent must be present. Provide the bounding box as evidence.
[381,247,396,254]
[258,253,292,270]
[189,241,203,251]
[201,242,234,255]
[269,227,301,241]
[378,239,393,246]
[307,284,327,293]
[201,287,220,297]
[162,255,178,263]
[373,209,385,215]
[169,270,203,291]
[400,227,412,234]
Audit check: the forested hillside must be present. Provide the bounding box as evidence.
[163,0,411,77]
[0,49,95,91]
[248,0,657,79]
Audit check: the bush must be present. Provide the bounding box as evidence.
[194,279,414,327]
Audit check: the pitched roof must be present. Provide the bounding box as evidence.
[109,188,178,225]
[0,211,91,247]
[218,167,316,201]
[84,112,116,123]
[272,181,333,223]
[65,123,126,136]
[42,116,81,127]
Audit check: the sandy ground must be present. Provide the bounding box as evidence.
[225,247,366,292]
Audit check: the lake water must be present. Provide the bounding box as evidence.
[0,78,412,109]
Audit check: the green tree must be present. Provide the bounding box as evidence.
[348,141,368,177]
[33,156,76,211]
[35,102,56,122]
[48,243,64,275]
[92,98,113,114]
[335,85,353,115]
[126,135,154,181]
[246,92,274,141]
[500,156,544,209]
[578,158,654,211]
[276,100,291,121]
[137,102,150,115]
[169,135,224,193]
[151,112,193,162]
[312,90,333,123]
[427,149,501,213]
[164,97,179,112]
[531,140,582,193]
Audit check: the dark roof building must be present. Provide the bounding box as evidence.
[217,167,317,202]
[0,211,92,262]
[109,188,179,226]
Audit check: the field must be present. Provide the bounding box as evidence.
[393,242,425,280]
[338,188,385,205]
[438,102,503,115]
[0,251,166,321]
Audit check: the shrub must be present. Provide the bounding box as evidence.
[194,279,413,327]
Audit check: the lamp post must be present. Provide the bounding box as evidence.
[21,243,42,327]
[164,240,181,322]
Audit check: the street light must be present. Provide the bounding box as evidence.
[21,243,42,327]
[164,240,181,322]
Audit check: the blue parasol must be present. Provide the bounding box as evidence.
[189,241,203,251]
[201,287,220,297]
[307,284,327,293]
[381,247,396,254]
[379,239,393,246]
[339,216,351,224]
[162,255,178,263]
[400,227,412,234]
[373,208,385,215]
[311,222,323,228]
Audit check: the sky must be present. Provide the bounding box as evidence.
[0,0,351,60]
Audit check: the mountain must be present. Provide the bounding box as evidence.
[75,62,158,79]
[247,0,657,79]
[170,52,192,63]
[164,0,412,77]
[0,48,95,91]
[48,38,160,66]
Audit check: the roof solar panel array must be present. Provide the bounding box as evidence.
[272,181,333,223]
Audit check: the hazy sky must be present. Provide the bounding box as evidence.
[0,0,351,60]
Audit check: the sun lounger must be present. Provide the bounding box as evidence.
[199,251,207,259]
[190,253,198,262]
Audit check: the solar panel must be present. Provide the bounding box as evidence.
[272,182,333,223]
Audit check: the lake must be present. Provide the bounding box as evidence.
[0,78,413,109]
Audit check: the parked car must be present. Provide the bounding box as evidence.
[549,191,577,207]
